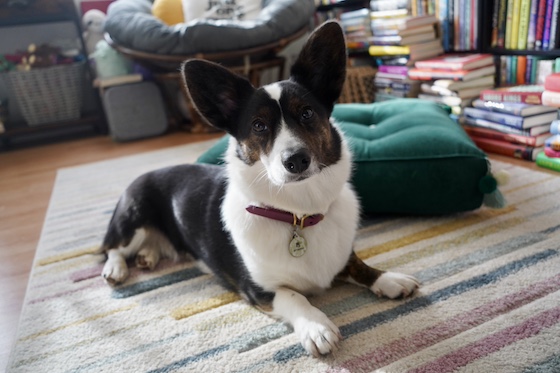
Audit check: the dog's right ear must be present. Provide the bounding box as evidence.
[182,60,255,136]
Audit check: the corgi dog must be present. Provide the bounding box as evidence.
[100,21,419,357]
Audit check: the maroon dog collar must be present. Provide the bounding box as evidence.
[245,205,324,229]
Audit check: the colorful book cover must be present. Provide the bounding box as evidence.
[480,85,546,105]
[414,53,494,70]
[535,0,548,49]
[517,0,531,49]
[470,136,543,161]
[517,56,527,84]
[527,0,540,49]
[409,65,495,82]
[463,125,549,147]
[472,98,557,116]
[510,0,522,49]
[461,116,552,136]
[544,73,560,91]
[464,107,558,129]
[377,65,410,76]
[505,0,515,49]
[542,0,555,49]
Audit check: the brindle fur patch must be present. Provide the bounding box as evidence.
[336,252,385,288]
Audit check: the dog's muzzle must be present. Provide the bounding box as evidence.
[282,149,311,174]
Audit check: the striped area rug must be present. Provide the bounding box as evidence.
[7,139,560,373]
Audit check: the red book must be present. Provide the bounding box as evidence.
[534,0,548,49]
[470,135,544,161]
[408,65,496,82]
[544,73,560,92]
[479,85,546,105]
[414,53,494,71]
[463,125,549,147]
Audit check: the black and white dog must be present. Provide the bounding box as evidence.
[100,21,419,357]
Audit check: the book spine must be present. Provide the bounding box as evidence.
[440,0,450,51]
[472,99,523,116]
[517,56,527,84]
[378,65,410,75]
[368,45,410,56]
[480,89,543,104]
[548,0,560,50]
[510,56,518,84]
[544,73,560,91]
[535,0,548,49]
[542,90,560,106]
[369,0,409,11]
[491,0,500,47]
[527,0,540,49]
[536,152,560,171]
[462,117,537,136]
[510,0,522,49]
[497,0,508,47]
[470,136,538,160]
[517,0,532,49]
[448,0,455,51]
[463,126,539,146]
[464,107,524,128]
[525,55,534,83]
[543,0,555,49]
[505,0,515,49]
[454,0,461,50]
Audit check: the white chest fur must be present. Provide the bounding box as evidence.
[221,135,360,294]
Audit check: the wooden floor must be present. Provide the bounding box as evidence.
[0,131,557,370]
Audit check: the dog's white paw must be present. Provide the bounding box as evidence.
[295,310,341,357]
[135,247,160,270]
[102,254,129,286]
[371,271,419,299]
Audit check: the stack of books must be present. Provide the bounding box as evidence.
[340,8,374,53]
[373,65,421,102]
[461,86,559,161]
[368,14,443,66]
[536,120,560,171]
[408,54,496,114]
[543,72,560,107]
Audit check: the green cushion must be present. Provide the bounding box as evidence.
[197,99,490,215]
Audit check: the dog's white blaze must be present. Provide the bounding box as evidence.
[261,125,307,186]
[263,82,282,101]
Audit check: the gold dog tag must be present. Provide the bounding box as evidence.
[289,230,307,257]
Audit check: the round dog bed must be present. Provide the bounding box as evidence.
[197,99,501,215]
[104,0,315,55]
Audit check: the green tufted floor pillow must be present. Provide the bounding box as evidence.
[196,99,494,215]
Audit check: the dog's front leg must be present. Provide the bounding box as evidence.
[270,287,341,357]
[338,252,420,299]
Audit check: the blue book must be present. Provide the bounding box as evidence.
[464,107,559,129]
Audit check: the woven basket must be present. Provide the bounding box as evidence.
[339,65,377,104]
[5,62,85,126]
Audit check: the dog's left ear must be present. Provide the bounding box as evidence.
[182,59,255,136]
[290,21,347,113]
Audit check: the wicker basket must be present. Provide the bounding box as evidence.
[5,62,85,126]
[339,65,377,104]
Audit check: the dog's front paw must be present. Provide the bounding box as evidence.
[135,247,160,270]
[371,271,419,299]
[102,255,129,286]
[295,311,341,357]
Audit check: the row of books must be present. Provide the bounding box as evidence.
[491,0,560,51]
[498,55,560,86]
[408,0,479,52]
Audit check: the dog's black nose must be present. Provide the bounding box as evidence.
[282,150,311,174]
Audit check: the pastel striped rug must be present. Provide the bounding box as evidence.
[7,140,560,373]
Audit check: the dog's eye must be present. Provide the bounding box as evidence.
[252,120,268,133]
[301,107,314,121]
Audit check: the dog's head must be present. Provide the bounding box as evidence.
[182,21,347,187]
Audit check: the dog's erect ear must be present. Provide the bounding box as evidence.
[290,21,347,113]
[182,60,255,136]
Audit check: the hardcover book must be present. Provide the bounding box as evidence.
[433,75,495,91]
[472,99,558,116]
[479,85,546,105]
[536,151,560,171]
[462,125,550,147]
[544,73,560,92]
[461,117,552,137]
[408,65,496,82]
[469,136,543,161]
[370,15,438,31]
[414,53,494,71]
[464,107,558,129]
[542,89,560,106]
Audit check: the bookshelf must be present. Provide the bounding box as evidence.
[478,0,560,86]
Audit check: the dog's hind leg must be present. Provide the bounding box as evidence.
[102,228,146,285]
[337,252,420,299]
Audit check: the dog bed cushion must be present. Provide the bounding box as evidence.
[197,99,493,215]
[104,0,315,55]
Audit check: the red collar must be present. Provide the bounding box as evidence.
[245,205,324,229]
